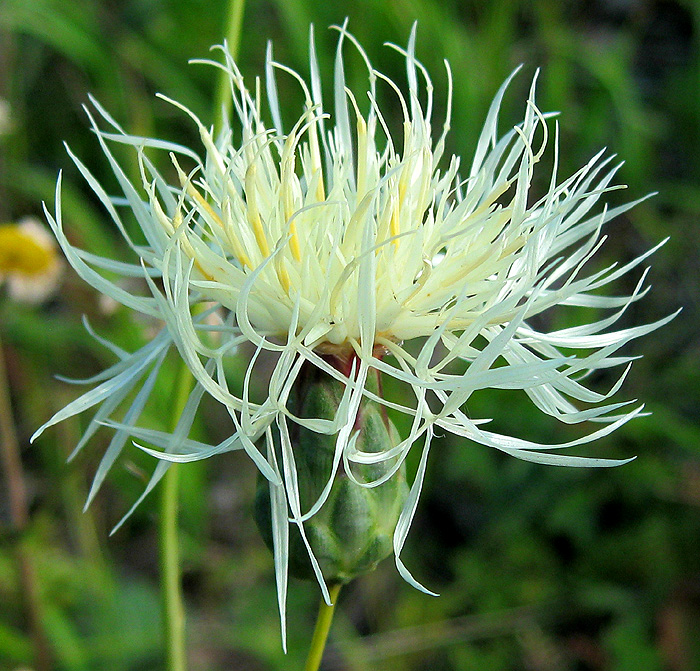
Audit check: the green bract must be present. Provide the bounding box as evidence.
[256,358,408,583]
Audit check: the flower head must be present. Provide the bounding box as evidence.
[0,216,63,302]
[34,23,674,625]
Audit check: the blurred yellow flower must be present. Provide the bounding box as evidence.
[0,217,63,302]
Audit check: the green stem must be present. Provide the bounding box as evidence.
[214,0,246,133]
[305,583,342,671]
[159,2,247,667]
[159,361,194,671]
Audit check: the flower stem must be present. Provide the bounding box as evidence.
[305,583,342,671]
[159,2,247,667]
[159,360,194,671]
[214,0,246,132]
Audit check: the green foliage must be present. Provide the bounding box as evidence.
[1,0,697,669]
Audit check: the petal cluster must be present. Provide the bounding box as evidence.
[34,23,673,627]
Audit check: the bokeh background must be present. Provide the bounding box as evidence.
[1,0,698,669]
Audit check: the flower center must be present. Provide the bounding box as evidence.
[0,224,54,276]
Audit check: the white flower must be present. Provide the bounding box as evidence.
[33,23,675,626]
[0,216,63,302]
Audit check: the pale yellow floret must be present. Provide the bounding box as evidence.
[220,199,252,269]
[245,163,271,258]
[280,144,302,265]
[172,212,216,282]
[307,113,326,202]
[170,154,252,269]
[275,259,292,294]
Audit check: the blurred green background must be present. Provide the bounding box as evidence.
[1,0,698,669]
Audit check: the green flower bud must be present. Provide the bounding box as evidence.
[255,354,408,584]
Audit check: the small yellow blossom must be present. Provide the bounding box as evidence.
[0,217,62,302]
